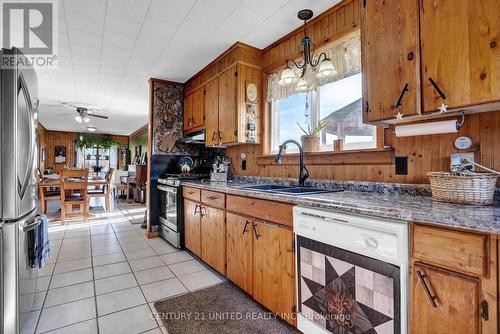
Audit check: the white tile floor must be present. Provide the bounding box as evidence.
[23,202,225,334]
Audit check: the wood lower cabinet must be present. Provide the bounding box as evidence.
[184,199,201,257]
[226,213,253,294]
[411,263,480,334]
[410,223,496,334]
[252,220,295,325]
[200,205,226,274]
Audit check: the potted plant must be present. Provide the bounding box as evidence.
[297,121,328,152]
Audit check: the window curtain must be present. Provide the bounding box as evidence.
[266,35,361,102]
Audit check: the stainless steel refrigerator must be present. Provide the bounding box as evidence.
[0,48,41,334]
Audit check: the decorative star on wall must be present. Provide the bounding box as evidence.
[438,103,448,113]
[395,111,404,120]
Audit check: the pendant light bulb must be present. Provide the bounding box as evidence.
[75,115,83,123]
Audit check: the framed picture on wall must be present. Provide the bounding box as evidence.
[54,146,66,164]
[41,148,46,162]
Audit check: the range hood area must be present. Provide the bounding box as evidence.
[178,129,205,144]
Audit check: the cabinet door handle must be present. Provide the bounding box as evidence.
[417,270,438,308]
[211,131,216,141]
[262,221,280,228]
[207,195,218,200]
[395,83,409,109]
[428,77,447,100]
[200,206,207,218]
[218,131,223,140]
[252,222,261,240]
[194,203,200,215]
[242,220,251,234]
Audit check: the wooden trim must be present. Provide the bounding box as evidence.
[256,148,394,166]
[185,42,261,85]
[148,77,182,85]
[145,79,154,238]
[129,124,148,141]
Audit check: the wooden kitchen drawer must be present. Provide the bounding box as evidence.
[183,186,200,202]
[201,190,225,209]
[412,224,488,277]
[226,195,293,228]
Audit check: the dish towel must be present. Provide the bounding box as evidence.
[33,214,52,269]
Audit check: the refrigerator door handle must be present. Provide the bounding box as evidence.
[22,215,41,232]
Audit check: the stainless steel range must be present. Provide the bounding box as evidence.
[157,174,207,248]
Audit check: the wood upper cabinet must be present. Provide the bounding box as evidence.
[183,94,193,131]
[183,87,205,133]
[218,65,238,144]
[361,0,420,122]
[253,220,295,325]
[204,78,219,146]
[200,205,226,274]
[226,213,253,294]
[183,199,201,257]
[411,263,480,334]
[421,0,500,113]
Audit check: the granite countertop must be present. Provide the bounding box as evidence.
[182,180,500,235]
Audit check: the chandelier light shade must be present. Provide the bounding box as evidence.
[278,66,298,86]
[316,58,337,79]
[83,116,90,123]
[75,115,83,123]
[278,9,337,91]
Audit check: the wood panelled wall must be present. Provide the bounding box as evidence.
[37,123,47,171]
[225,0,500,185]
[39,130,129,173]
[227,112,500,184]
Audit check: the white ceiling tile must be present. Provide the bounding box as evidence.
[68,29,102,48]
[188,0,234,29]
[65,12,104,36]
[104,14,142,37]
[134,34,169,52]
[107,0,151,23]
[72,55,100,67]
[62,0,107,20]
[102,31,136,49]
[147,0,193,25]
[242,0,290,16]
[70,44,101,59]
[101,45,131,60]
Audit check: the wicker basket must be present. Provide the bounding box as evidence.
[427,172,498,205]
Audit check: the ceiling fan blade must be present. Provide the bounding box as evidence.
[58,113,76,116]
[88,114,109,119]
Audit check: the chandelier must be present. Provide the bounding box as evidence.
[278,9,336,91]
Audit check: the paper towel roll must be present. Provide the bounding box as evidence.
[395,120,458,137]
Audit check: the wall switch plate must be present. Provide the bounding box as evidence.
[395,156,408,175]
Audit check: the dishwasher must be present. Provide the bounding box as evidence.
[293,206,408,334]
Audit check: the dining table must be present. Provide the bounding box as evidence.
[38,176,108,214]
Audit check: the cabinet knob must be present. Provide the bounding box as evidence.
[491,41,497,49]
[407,52,414,61]
[480,73,487,80]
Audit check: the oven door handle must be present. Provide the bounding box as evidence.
[157,185,177,194]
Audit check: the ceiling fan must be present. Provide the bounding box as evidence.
[59,102,109,123]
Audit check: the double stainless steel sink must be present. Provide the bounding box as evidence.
[239,184,342,196]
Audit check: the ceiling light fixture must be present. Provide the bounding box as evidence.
[278,9,337,90]
[75,115,83,123]
[87,126,97,132]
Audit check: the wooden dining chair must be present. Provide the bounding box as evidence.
[59,168,89,224]
[88,168,115,211]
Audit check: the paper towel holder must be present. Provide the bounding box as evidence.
[393,111,465,137]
